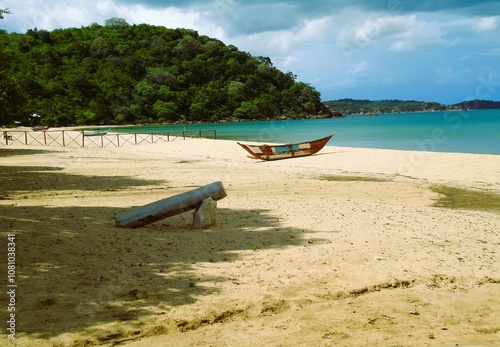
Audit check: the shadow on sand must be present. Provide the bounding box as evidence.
[0,165,164,197]
[0,148,58,158]
[0,166,315,343]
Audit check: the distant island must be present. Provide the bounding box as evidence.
[323,99,500,116]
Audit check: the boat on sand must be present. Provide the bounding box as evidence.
[237,133,335,161]
[81,128,111,136]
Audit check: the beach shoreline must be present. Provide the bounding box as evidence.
[1,139,499,346]
[4,109,500,156]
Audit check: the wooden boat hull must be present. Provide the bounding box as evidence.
[81,129,110,136]
[238,133,335,161]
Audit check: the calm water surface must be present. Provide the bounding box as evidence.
[115,109,500,155]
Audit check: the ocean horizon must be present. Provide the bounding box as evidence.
[115,109,500,155]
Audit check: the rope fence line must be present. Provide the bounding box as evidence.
[1,130,217,148]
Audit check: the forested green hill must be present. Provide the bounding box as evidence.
[323,99,448,115]
[0,19,332,126]
[324,98,500,115]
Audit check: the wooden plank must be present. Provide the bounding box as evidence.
[114,181,227,228]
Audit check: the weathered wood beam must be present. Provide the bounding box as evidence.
[115,181,227,228]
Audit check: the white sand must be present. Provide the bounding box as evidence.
[1,138,499,346]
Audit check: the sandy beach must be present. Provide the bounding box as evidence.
[1,136,499,346]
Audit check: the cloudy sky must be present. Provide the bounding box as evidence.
[2,0,500,104]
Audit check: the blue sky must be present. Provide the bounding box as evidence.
[1,0,500,104]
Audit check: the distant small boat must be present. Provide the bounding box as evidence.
[238,133,335,161]
[32,126,49,131]
[81,128,110,136]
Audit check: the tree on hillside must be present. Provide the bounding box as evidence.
[0,51,27,126]
[105,17,129,28]
[0,4,10,20]
[1,5,29,126]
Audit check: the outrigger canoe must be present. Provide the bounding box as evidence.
[238,133,335,161]
[81,128,110,136]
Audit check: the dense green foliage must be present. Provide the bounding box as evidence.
[452,99,500,110]
[324,98,448,115]
[0,20,331,126]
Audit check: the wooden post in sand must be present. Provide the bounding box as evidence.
[114,181,227,228]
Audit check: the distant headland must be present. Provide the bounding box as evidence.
[323,99,500,116]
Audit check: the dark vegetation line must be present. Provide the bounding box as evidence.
[324,98,500,115]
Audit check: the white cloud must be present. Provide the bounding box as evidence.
[476,16,500,32]
[229,15,337,55]
[351,60,368,74]
[282,56,299,67]
[337,13,459,53]
[295,16,333,41]
[3,0,92,31]
[96,0,118,12]
[120,5,200,29]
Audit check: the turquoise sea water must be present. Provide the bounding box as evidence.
[115,109,500,155]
